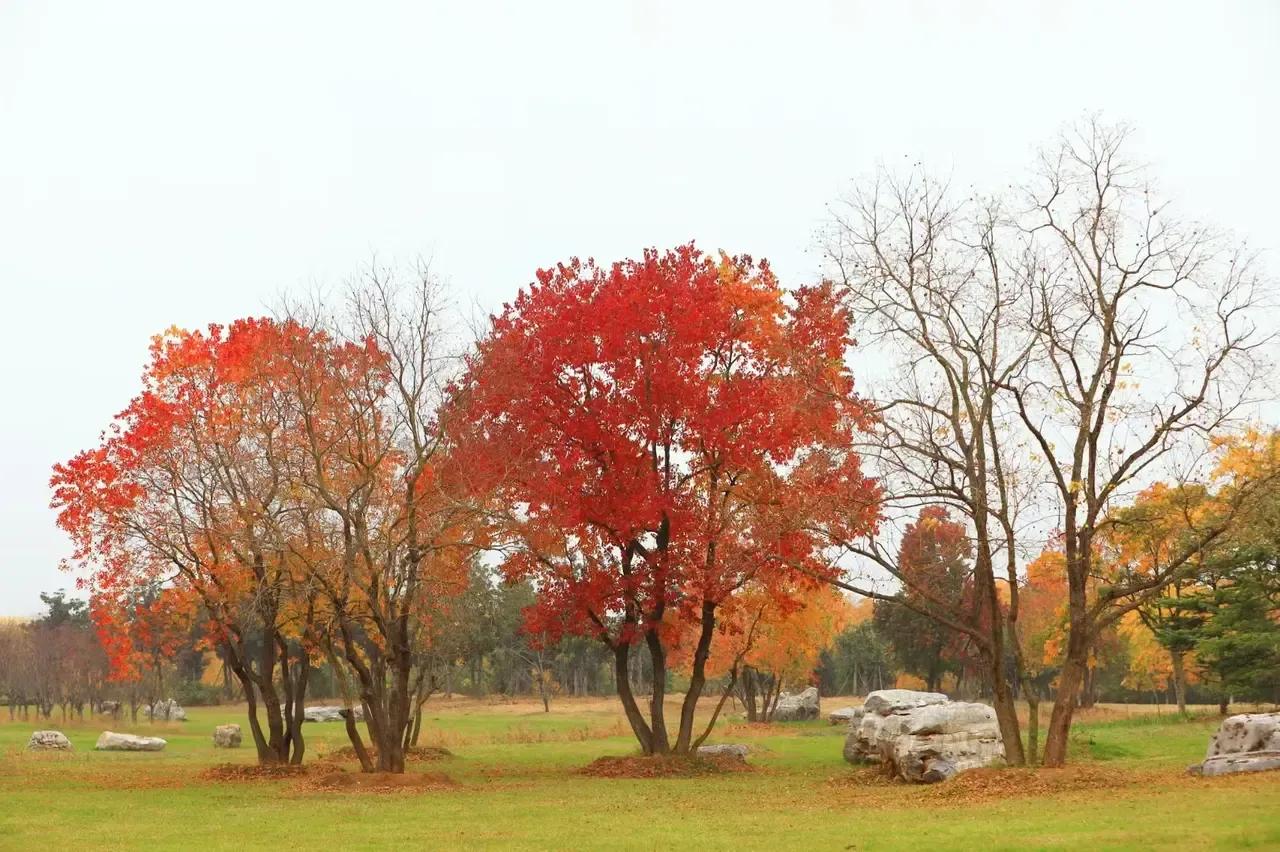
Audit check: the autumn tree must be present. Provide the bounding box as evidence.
[1111,431,1280,712]
[816,606,898,698]
[52,320,325,763]
[454,244,879,755]
[872,508,974,693]
[91,584,195,722]
[10,591,111,722]
[280,268,476,773]
[672,581,853,724]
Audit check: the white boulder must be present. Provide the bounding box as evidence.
[142,699,187,721]
[901,701,998,735]
[862,689,948,716]
[845,710,888,763]
[772,687,820,722]
[1207,713,1280,757]
[828,706,863,726]
[1197,752,1280,777]
[27,730,73,751]
[299,704,363,723]
[96,731,167,751]
[213,724,242,748]
[886,727,1005,783]
[844,690,1004,783]
[1191,713,1280,777]
[696,743,749,760]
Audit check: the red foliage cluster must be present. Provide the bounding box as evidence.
[452,243,880,752]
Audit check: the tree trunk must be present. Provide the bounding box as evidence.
[692,666,740,750]
[235,669,273,763]
[1042,651,1087,767]
[741,668,759,722]
[409,705,424,747]
[1078,664,1097,709]
[674,601,716,753]
[644,629,671,754]
[974,640,1025,767]
[344,708,375,772]
[1026,689,1040,766]
[1170,650,1188,716]
[613,643,654,754]
[1043,526,1090,768]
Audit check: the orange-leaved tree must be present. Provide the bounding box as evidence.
[671,581,855,725]
[52,295,475,772]
[52,319,323,764]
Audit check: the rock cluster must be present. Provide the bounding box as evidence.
[213,724,242,748]
[1190,713,1280,777]
[772,687,820,722]
[95,731,167,751]
[142,699,187,721]
[27,730,73,751]
[696,743,749,761]
[843,689,1004,783]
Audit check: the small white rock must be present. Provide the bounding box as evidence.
[27,730,73,751]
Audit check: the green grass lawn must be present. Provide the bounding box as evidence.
[1,697,1277,851]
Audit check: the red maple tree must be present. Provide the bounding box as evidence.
[453,243,879,754]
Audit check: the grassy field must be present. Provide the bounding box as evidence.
[1,696,1278,851]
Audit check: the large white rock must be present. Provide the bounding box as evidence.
[1206,713,1280,758]
[96,731,167,751]
[902,701,998,736]
[843,692,1004,782]
[863,689,949,716]
[213,724,242,748]
[696,743,749,760]
[772,687,820,722]
[27,730,73,751]
[886,728,1004,783]
[142,699,187,721]
[299,704,363,723]
[829,706,863,726]
[276,704,364,722]
[1197,752,1280,777]
[845,711,890,763]
[1191,713,1280,777]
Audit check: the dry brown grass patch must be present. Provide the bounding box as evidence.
[580,753,753,778]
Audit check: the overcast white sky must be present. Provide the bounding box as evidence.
[1,0,1277,615]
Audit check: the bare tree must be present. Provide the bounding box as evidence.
[820,118,1274,766]
[818,170,1041,764]
[1006,118,1273,765]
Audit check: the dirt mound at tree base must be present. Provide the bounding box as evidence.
[200,763,309,782]
[581,753,754,778]
[294,767,457,793]
[319,745,454,763]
